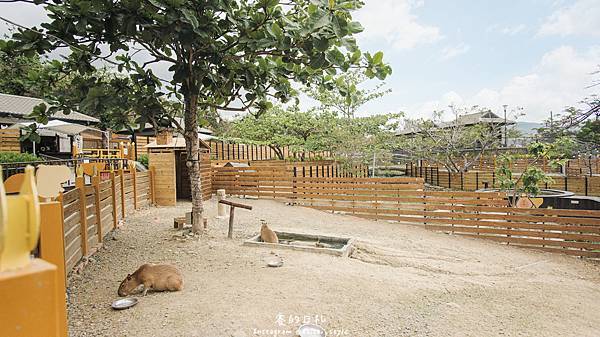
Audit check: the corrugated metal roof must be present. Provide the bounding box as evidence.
[0,93,99,124]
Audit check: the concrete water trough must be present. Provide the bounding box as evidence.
[244,231,355,257]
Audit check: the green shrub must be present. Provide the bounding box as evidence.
[0,152,41,164]
[138,154,149,168]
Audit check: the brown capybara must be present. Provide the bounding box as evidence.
[260,222,279,244]
[118,264,183,297]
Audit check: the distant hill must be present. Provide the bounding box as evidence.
[515,121,543,136]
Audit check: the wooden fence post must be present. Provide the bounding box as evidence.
[75,176,88,256]
[119,168,125,219]
[131,163,138,210]
[92,173,102,244]
[110,172,118,229]
[38,201,68,337]
[149,166,156,205]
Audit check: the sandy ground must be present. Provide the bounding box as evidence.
[67,198,600,337]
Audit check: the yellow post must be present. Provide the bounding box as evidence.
[119,168,125,220]
[0,167,40,270]
[110,171,118,229]
[130,142,136,161]
[130,162,138,210]
[72,144,79,158]
[92,169,102,244]
[38,202,68,337]
[119,142,124,159]
[75,176,88,256]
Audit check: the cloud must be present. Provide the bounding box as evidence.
[411,46,600,120]
[440,43,470,60]
[0,3,48,37]
[538,0,600,37]
[487,24,526,36]
[354,0,442,50]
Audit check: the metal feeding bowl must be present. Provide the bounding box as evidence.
[111,297,138,310]
[297,324,326,337]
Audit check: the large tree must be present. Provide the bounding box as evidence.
[4,0,391,233]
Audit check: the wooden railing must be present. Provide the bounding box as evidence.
[208,140,332,161]
[60,169,154,273]
[408,165,600,197]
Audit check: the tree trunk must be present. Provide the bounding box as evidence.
[183,93,204,234]
[269,145,284,160]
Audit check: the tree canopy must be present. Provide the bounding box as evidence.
[228,105,400,164]
[397,106,522,173]
[303,69,390,118]
[3,0,392,232]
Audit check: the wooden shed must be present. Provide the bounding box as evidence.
[146,137,212,206]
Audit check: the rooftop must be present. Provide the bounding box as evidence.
[0,93,100,124]
[397,111,515,136]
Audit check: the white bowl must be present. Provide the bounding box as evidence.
[111,297,138,310]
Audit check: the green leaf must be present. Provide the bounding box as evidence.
[180,8,199,29]
[373,51,384,64]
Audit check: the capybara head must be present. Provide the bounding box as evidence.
[118,274,137,297]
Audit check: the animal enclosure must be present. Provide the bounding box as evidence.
[213,166,600,259]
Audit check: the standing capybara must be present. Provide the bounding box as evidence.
[260,221,279,244]
[118,264,184,296]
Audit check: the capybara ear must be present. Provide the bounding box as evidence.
[126,274,132,279]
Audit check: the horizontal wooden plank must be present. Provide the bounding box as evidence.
[425,225,600,242]
[63,200,80,219]
[457,233,600,250]
[62,189,79,204]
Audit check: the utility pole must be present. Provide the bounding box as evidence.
[503,104,508,147]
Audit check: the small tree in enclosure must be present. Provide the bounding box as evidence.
[303,69,391,118]
[495,140,570,207]
[397,106,522,173]
[4,0,391,233]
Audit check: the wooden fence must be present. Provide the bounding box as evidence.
[208,140,332,161]
[213,167,600,259]
[407,165,600,197]
[212,162,370,187]
[0,128,21,152]
[61,169,154,272]
[420,156,600,176]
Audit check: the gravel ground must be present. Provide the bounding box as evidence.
[67,197,600,337]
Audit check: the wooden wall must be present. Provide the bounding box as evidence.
[148,149,176,206]
[134,136,156,157]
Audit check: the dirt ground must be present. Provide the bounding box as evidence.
[67,197,600,337]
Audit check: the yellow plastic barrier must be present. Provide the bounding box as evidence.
[0,166,67,337]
